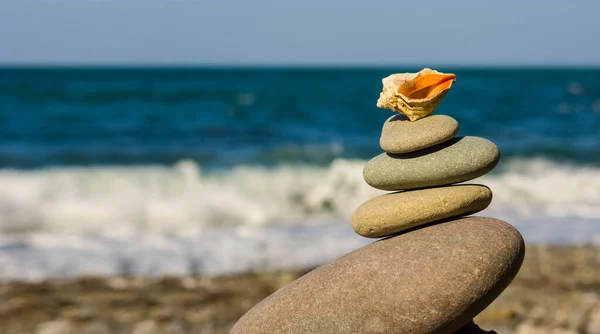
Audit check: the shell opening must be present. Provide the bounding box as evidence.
[397,73,456,101]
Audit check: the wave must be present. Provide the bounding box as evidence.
[0,159,376,233]
[0,157,599,235]
[483,158,600,220]
[0,158,599,280]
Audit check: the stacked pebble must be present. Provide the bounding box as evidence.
[232,85,525,333]
[352,113,498,238]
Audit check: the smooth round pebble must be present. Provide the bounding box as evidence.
[230,216,525,334]
[364,136,499,190]
[380,114,459,153]
[351,184,492,238]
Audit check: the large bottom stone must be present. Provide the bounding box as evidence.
[231,217,525,334]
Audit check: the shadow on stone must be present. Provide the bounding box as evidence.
[386,136,465,160]
[388,114,410,122]
[377,213,475,242]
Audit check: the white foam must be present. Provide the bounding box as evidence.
[1,158,599,233]
[0,157,599,280]
[0,159,382,233]
[481,158,600,220]
[0,223,370,281]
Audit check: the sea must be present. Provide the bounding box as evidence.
[0,67,599,281]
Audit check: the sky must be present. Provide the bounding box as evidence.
[1,1,600,66]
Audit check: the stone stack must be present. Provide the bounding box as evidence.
[231,69,525,334]
[352,114,498,239]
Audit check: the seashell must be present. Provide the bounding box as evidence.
[376,68,456,121]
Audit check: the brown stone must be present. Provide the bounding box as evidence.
[231,217,525,334]
[380,114,459,153]
[351,185,492,238]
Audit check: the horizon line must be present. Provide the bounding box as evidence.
[2,63,600,70]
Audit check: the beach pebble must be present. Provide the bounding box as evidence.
[230,217,525,334]
[351,185,492,238]
[380,114,459,153]
[364,136,499,190]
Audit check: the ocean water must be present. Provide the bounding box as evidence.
[0,67,599,280]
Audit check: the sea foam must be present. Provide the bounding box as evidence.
[0,158,598,280]
[0,159,380,233]
[0,158,599,233]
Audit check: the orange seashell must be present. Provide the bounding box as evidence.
[376,68,456,122]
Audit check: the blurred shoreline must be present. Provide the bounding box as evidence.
[1,244,598,334]
[2,68,600,283]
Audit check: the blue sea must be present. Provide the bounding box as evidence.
[0,67,599,280]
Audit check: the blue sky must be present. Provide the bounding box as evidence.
[1,1,599,66]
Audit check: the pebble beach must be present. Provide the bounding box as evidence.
[0,245,598,334]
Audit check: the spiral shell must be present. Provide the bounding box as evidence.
[377,68,456,121]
